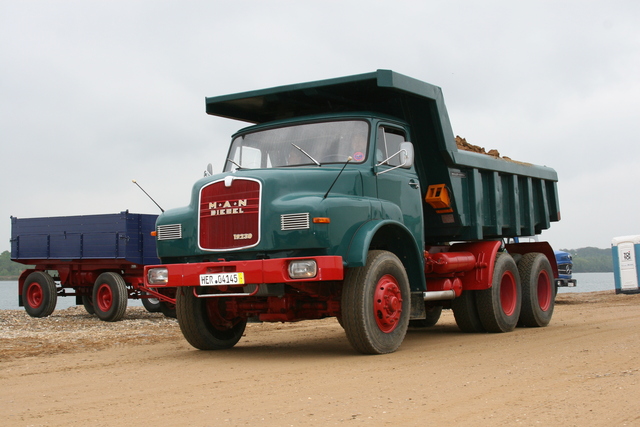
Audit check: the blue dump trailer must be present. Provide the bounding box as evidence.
[10,211,176,321]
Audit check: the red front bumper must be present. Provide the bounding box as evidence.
[144,256,344,288]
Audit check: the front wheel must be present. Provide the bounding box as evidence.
[176,287,247,350]
[22,271,57,318]
[92,272,128,322]
[341,250,410,354]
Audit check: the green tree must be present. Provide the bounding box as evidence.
[560,247,613,273]
[0,250,31,279]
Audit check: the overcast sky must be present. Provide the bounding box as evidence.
[2,1,639,254]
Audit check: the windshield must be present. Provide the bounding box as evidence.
[224,120,369,171]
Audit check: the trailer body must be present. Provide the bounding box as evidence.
[10,211,174,320]
[145,70,561,353]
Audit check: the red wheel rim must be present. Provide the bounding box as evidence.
[26,283,43,308]
[500,271,517,316]
[95,283,113,312]
[373,274,403,333]
[537,270,552,311]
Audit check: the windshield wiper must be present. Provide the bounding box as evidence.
[291,143,321,166]
[226,158,243,170]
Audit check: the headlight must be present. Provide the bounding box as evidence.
[147,267,169,285]
[288,260,317,279]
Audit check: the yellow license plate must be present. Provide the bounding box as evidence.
[199,272,245,286]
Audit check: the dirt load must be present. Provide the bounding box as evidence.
[2,291,640,426]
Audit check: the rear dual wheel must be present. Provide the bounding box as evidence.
[453,253,522,333]
[518,253,555,327]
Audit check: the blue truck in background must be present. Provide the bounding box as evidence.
[554,250,577,287]
[10,211,176,321]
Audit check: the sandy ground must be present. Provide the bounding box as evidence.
[1,290,640,426]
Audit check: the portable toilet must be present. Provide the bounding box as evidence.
[611,235,640,294]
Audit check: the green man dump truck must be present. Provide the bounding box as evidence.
[145,70,561,354]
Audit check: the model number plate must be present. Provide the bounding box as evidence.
[200,272,245,286]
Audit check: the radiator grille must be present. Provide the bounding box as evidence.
[199,178,261,250]
[281,213,310,230]
[157,224,182,240]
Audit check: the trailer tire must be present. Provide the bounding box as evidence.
[409,304,443,328]
[518,253,555,327]
[22,271,57,318]
[141,292,161,313]
[176,287,246,350]
[476,253,522,332]
[341,250,410,354]
[451,290,485,332]
[82,295,95,315]
[92,272,128,322]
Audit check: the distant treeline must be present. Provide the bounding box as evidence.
[560,247,613,273]
[0,250,31,280]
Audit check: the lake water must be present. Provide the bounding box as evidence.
[0,272,617,311]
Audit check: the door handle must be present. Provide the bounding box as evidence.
[408,179,420,189]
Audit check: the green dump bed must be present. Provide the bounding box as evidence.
[205,69,560,243]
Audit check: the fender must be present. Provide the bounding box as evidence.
[505,241,559,278]
[345,219,426,291]
[449,241,502,291]
[17,268,36,307]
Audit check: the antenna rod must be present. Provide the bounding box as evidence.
[324,157,352,199]
[132,179,164,212]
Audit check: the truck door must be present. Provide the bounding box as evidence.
[374,125,424,248]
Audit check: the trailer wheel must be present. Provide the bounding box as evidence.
[141,292,161,313]
[341,250,410,354]
[475,253,522,332]
[92,272,128,322]
[82,295,95,315]
[22,271,57,318]
[518,253,555,327]
[176,287,246,350]
[451,290,485,332]
[409,304,443,328]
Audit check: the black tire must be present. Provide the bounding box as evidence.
[92,272,128,322]
[476,253,522,332]
[22,271,57,318]
[451,290,485,332]
[409,304,443,328]
[141,292,162,313]
[341,250,411,354]
[176,287,247,350]
[518,253,555,327]
[159,301,177,318]
[82,295,95,315]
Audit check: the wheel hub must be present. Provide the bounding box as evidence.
[96,284,113,312]
[26,283,43,308]
[373,274,403,333]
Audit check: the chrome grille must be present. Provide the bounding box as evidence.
[157,224,182,240]
[281,213,310,230]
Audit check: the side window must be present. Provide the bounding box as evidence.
[376,127,407,167]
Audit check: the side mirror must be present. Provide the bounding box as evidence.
[399,142,414,168]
